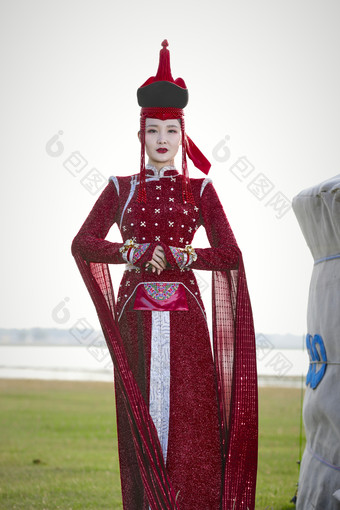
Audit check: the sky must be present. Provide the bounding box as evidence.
[1,0,339,336]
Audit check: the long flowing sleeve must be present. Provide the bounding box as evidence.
[70,178,180,510]
[183,179,258,509]
[190,181,240,271]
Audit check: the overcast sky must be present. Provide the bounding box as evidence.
[1,0,338,336]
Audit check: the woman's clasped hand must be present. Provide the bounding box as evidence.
[145,245,167,274]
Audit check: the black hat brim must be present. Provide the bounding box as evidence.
[137,81,188,108]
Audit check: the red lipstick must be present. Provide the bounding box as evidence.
[157,148,168,153]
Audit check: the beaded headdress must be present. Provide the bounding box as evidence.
[137,40,211,204]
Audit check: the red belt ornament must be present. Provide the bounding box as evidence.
[133,282,189,311]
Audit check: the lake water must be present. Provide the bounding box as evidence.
[0,345,310,387]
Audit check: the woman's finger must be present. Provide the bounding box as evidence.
[152,247,167,268]
[152,255,166,268]
[146,246,167,272]
[149,259,164,271]
[152,245,165,259]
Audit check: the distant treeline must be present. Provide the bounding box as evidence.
[0,328,305,349]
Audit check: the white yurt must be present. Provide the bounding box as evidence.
[292,175,340,509]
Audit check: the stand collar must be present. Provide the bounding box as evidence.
[145,164,179,178]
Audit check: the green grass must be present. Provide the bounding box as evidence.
[0,379,305,509]
[256,386,305,509]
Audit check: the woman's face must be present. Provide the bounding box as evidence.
[139,117,182,169]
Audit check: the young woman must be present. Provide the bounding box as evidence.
[72,40,258,510]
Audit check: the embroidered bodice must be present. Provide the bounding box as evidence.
[115,164,201,249]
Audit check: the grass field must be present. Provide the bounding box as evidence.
[0,378,305,509]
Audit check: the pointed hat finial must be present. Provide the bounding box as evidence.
[137,39,188,108]
[155,39,173,82]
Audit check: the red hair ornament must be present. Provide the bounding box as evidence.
[137,40,211,204]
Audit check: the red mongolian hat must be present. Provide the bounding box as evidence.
[136,40,211,204]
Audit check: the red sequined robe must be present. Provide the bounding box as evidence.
[71,164,258,510]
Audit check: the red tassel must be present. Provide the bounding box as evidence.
[180,118,196,206]
[137,116,147,203]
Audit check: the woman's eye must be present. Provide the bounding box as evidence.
[147,129,157,133]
